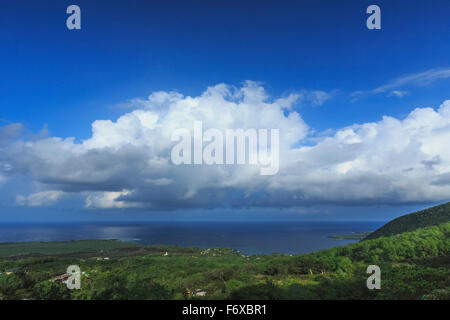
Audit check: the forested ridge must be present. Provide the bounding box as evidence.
[365,202,450,240]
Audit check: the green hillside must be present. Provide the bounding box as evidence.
[364,202,450,240]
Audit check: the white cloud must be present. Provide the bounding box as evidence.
[85,190,143,209]
[274,100,450,205]
[375,68,450,93]
[351,67,450,99]
[2,82,450,211]
[16,191,64,207]
[389,90,408,98]
[305,90,331,107]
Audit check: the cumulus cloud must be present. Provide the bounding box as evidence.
[1,82,450,211]
[274,100,450,205]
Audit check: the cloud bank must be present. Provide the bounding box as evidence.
[1,82,450,210]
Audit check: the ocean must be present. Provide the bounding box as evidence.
[0,221,383,255]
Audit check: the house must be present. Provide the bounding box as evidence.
[96,257,110,261]
[5,267,20,275]
[51,274,70,283]
[195,289,207,297]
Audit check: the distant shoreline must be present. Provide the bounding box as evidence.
[328,231,372,240]
[0,221,381,255]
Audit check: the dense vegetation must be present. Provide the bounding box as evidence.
[0,221,448,300]
[365,202,450,240]
[0,240,140,258]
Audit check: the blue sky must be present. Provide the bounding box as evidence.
[1,0,450,222]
